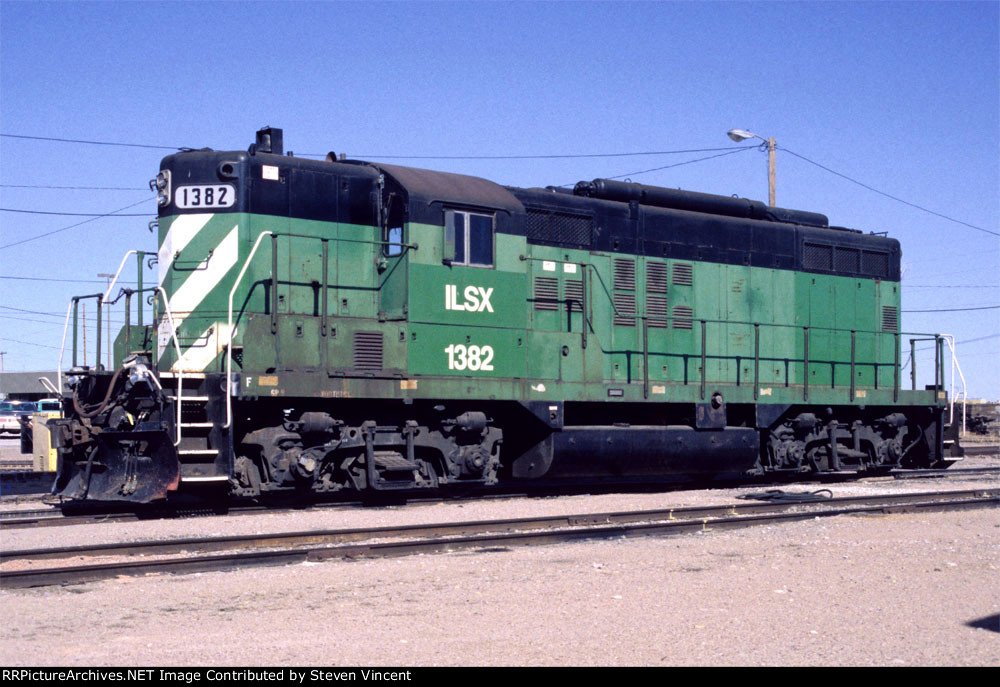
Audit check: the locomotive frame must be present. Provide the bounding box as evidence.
[49,127,962,503]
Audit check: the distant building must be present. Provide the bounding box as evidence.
[0,372,66,401]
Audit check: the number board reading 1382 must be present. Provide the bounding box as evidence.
[175,185,236,209]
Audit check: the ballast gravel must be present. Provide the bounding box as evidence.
[1,457,997,666]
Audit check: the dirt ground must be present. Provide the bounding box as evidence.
[2,484,998,666]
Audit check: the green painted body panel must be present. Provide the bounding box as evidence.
[156,211,929,409]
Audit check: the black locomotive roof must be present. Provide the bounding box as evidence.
[157,129,900,281]
[374,162,524,218]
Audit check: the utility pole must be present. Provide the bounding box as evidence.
[0,351,5,399]
[767,136,776,207]
[727,129,777,206]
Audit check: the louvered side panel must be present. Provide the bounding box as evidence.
[534,277,559,311]
[614,259,636,291]
[353,331,384,370]
[564,279,584,312]
[613,293,636,326]
[881,306,898,332]
[672,263,693,286]
[672,305,693,330]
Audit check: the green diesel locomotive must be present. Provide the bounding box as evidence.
[50,128,962,502]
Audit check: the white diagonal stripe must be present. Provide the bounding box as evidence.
[168,224,239,327]
[170,323,234,372]
[158,213,214,286]
[157,224,239,362]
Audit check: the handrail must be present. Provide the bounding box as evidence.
[942,334,967,433]
[225,231,274,428]
[154,286,186,446]
[522,254,947,399]
[101,250,138,306]
[38,376,60,395]
[56,300,74,393]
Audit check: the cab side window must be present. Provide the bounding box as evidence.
[383,194,405,257]
[445,210,494,267]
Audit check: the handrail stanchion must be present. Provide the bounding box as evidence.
[933,336,940,392]
[849,330,856,402]
[642,318,649,399]
[753,324,760,400]
[700,319,707,401]
[893,333,899,403]
[155,286,186,447]
[910,339,917,390]
[803,326,809,402]
[270,234,279,335]
[321,239,329,337]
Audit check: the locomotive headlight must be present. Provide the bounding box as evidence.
[152,170,171,207]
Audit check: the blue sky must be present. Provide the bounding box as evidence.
[1,1,997,398]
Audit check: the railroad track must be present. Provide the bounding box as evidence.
[3,488,997,589]
[3,465,999,530]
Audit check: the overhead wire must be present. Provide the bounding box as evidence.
[0,275,138,284]
[0,133,181,150]
[0,197,154,250]
[902,305,1000,313]
[300,145,755,160]
[1,184,149,191]
[780,146,999,238]
[1,208,152,216]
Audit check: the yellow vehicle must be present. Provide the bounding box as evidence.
[16,399,63,471]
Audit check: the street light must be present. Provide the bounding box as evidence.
[727,129,776,207]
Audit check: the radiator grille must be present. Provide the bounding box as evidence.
[525,209,593,247]
[613,259,636,291]
[834,247,860,273]
[534,277,559,311]
[863,250,889,278]
[613,293,636,326]
[564,279,584,312]
[646,261,668,293]
[881,306,898,332]
[672,305,694,330]
[353,331,384,370]
[647,295,669,328]
[804,243,832,270]
[672,263,693,286]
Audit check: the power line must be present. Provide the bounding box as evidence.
[1,208,152,217]
[0,197,154,250]
[1,184,149,191]
[3,132,758,160]
[605,147,754,181]
[903,305,1000,313]
[781,146,999,238]
[302,145,755,160]
[0,336,64,351]
[1,133,180,151]
[0,275,138,284]
[905,284,999,289]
